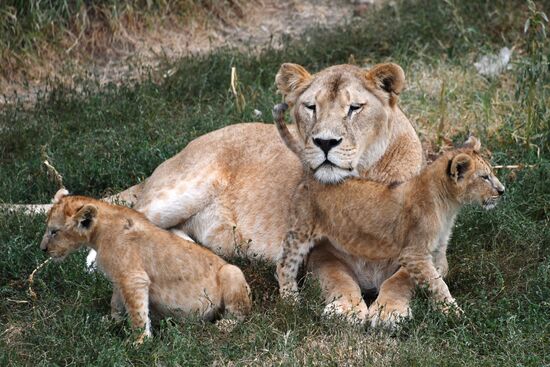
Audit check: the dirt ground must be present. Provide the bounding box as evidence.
[0,0,374,107]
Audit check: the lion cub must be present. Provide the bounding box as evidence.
[273,104,505,314]
[40,190,251,343]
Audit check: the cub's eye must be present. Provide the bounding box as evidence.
[49,229,59,237]
[481,175,490,181]
[348,104,363,118]
[304,103,316,113]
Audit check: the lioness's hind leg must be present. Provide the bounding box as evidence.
[135,169,220,229]
[181,202,244,257]
[217,264,252,320]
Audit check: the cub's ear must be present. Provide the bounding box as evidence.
[449,153,473,182]
[275,63,312,101]
[365,63,405,106]
[463,135,481,152]
[73,204,98,231]
[52,188,69,204]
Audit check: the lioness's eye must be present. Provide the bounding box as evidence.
[348,104,363,118]
[304,104,316,113]
[481,175,490,181]
[50,229,59,236]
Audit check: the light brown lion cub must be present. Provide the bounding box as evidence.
[273,104,505,317]
[40,190,251,343]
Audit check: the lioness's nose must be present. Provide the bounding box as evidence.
[497,186,505,196]
[313,138,342,155]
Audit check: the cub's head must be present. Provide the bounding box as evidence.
[40,189,99,261]
[447,137,505,209]
[276,63,405,183]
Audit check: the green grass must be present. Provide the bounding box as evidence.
[1,0,549,365]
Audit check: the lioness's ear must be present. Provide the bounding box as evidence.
[449,153,472,182]
[73,204,98,231]
[52,188,69,204]
[463,136,481,152]
[275,63,312,101]
[365,63,405,106]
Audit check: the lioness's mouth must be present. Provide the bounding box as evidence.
[314,160,353,172]
[314,160,335,170]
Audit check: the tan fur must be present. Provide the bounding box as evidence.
[21,62,424,327]
[126,63,423,326]
[39,190,251,343]
[275,134,505,321]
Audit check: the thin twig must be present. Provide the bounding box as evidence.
[492,164,538,169]
[40,146,65,189]
[28,258,52,301]
[230,66,238,98]
[43,160,65,189]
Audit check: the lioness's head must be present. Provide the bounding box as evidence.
[40,189,99,261]
[276,63,405,183]
[447,137,505,209]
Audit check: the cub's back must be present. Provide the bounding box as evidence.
[100,205,227,283]
[313,179,406,258]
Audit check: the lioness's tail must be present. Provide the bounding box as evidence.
[272,103,304,159]
[102,181,145,206]
[1,203,53,215]
[2,182,145,215]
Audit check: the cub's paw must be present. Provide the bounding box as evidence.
[280,290,300,304]
[323,300,368,325]
[101,313,124,323]
[133,330,152,346]
[279,283,300,302]
[440,300,463,317]
[368,302,411,329]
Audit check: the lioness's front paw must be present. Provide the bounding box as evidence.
[368,302,411,329]
[323,300,368,325]
[216,318,239,333]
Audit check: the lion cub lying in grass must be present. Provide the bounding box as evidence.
[273,104,505,317]
[40,190,251,343]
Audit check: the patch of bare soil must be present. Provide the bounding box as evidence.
[0,0,372,107]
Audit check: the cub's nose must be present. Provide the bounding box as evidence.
[40,237,49,252]
[313,138,342,155]
[497,186,505,196]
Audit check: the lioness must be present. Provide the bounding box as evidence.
[18,62,424,325]
[40,189,251,343]
[273,107,504,320]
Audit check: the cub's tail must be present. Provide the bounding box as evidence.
[272,103,307,166]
